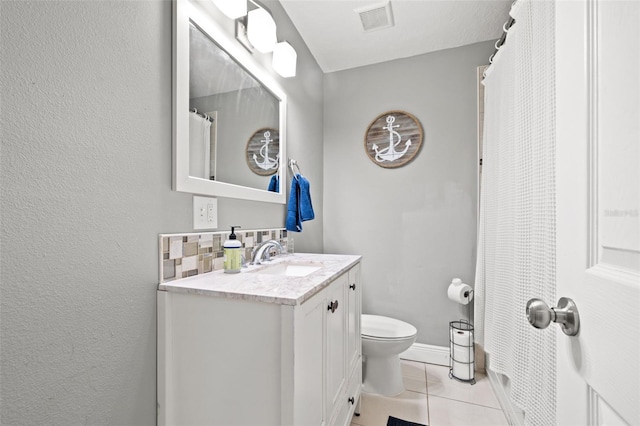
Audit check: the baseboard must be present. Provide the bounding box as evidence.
[400,343,450,366]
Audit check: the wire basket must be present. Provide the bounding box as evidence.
[449,320,475,385]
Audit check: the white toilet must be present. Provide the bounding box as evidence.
[361,314,417,396]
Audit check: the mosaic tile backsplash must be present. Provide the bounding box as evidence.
[159,228,289,283]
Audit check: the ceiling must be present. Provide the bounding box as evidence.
[279,0,513,73]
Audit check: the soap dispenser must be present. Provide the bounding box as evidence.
[223,226,242,274]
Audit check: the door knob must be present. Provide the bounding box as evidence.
[526,297,580,336]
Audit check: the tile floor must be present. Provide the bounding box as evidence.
[351,360,509,426]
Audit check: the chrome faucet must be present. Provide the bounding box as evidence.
[251,240,284,265]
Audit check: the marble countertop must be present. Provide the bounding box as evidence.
[158,253,361,306]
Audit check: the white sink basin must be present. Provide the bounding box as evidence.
[254,262,322,277]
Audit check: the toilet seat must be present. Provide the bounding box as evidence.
[362,314,417,340]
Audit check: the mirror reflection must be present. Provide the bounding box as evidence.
[188,22,280,191]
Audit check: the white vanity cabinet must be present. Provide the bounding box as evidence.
[157,257,361,426]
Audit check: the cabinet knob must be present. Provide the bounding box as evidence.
[327,300,339,313]
[348,397,355,405]
[349,283,356,290]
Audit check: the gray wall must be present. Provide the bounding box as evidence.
[0,0,323,424]
[323,41,494,346]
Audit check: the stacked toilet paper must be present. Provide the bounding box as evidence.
[447,278,475,381]
[447,278,473,305]
[450,327,474,380]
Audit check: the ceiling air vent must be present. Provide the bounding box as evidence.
[355,1,394,32]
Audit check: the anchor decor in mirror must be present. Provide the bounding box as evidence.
[246,128,279,176]
[172,0,286,203]
[364,110,423,168]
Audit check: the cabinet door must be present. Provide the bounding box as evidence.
[294,290,326,426]
[325,273,347,424]
[346,264,361,376]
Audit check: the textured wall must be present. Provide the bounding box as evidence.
[0,0,323,423]
[323,41,494,347]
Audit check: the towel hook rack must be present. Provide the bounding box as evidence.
[288,158,302,177]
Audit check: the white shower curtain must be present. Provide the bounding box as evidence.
[475,1,556,425]
[189,111,212,179]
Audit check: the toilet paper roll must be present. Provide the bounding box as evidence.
[447,282,474,305]
[450,329,475,363]
[452,360,474,381]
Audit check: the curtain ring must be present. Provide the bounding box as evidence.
[504,18,516,32]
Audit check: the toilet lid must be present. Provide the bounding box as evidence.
[361,314,417,339]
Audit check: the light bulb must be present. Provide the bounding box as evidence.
[272,41,297,78]
[247,7,277,53]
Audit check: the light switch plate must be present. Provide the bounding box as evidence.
[193,196,218,230]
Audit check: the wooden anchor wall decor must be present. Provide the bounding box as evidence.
[245,128,279,176]
[364,110,423,168]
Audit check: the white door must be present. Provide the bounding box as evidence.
[555,0,640,424]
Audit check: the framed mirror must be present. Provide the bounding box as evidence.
[173,0,287,203]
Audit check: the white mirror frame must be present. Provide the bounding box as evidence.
[173,0,287,203]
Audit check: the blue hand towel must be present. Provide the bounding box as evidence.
[268,175,279,192]
[286,176,302,232]
[298,175,314,221]
[286,174,315,232]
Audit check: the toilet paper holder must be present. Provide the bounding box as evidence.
[447,278,474,305]
[449,320,476,385]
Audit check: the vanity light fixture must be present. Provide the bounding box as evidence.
[211,0,247,19]
[247,6,277,53]
[272,41,297,78]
